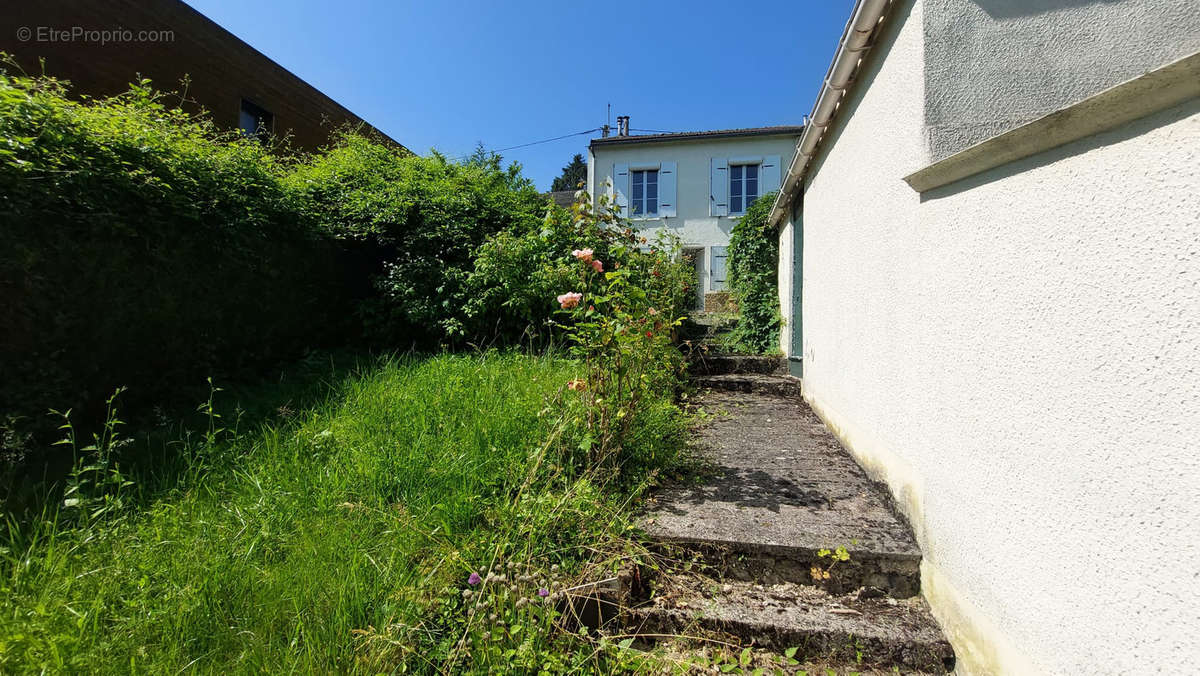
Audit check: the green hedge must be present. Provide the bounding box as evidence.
[726,192,782,353]
[285,138,548,346]
[465,202,695,346]
[0,70,689,469]
[0,74,353,462]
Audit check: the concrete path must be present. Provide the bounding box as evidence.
[645,388,922,595]
[623,364,955,672]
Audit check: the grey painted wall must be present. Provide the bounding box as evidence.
[923,0,1200,160]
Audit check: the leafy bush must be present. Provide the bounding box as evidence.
[287,137,548,346]
[551,190,689,478]
[726,191,782,353]
[0,67,692,484]
[466,195,694,349]
[0,71,351,464]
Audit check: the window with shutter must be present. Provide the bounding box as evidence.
[631,169,659,216]
[729,162,760,215]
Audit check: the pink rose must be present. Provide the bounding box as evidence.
[590,259,604,273]
[571,248,594,263]
[557,292,583,309]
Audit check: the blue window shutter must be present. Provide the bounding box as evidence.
[761,155,781,195]
[612,164,630,215]
[710,158,728,216]
[711,246,728,290]
[659,162,677,217]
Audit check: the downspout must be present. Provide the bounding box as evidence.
[769,0,893,225]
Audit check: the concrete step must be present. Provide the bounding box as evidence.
[687,354,787,376]
[693,373,803,398]
[679,315,738,343]
[644,390,922,597]
[624,573,955,673]
[646,540,921,599]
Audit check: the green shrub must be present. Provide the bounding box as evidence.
[551,190,690,479]
[287,137,548,346]
[0,68,690,479]
[0,71,351,464]
[726,191,782,353]
[466,195,694,348]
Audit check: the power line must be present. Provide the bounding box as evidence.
[455,127,601,161]
[630,128,676,134]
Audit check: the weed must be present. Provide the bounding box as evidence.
[811,545,851,582]
[54,388,135,528]
[0,352,685,673]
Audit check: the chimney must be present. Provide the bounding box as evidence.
[616,115,630,137]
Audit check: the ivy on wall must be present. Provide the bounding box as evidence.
[726,192,782,354]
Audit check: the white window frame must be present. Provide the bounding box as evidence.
[728,162,761,215]
[630,168,659,217]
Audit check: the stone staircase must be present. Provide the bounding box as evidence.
[620,355,955,673]
[688,354,804,398]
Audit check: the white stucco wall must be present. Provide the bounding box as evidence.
[589,134,799,298]
[923,0,1200,160]
[796,0,1200,672]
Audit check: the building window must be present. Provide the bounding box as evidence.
[631,169,658,216]
[729,163,759,214]
[239,99,273,141]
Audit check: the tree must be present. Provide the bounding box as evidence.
[551,153,587,192]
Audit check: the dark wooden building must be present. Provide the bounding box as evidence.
[1,0,403,151]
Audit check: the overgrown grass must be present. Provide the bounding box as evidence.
[0,352,685,673]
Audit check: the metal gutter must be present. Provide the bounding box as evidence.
[769,0,894,225]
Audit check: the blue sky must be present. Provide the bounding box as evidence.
[185,0,855,191]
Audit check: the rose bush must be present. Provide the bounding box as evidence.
[550,189,688,474]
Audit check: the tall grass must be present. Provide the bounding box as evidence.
[0,352,684,673]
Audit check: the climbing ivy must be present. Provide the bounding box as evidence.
[726,192,782,353]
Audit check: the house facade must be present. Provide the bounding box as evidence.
[588,126,801,309]
[1,0,402,151]
[771,0,1200,673]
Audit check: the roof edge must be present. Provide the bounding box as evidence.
[175,0,406,150]
[768,0,894,225]
[590,126,804,148]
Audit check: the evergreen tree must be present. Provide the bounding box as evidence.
[551,153,587,191]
